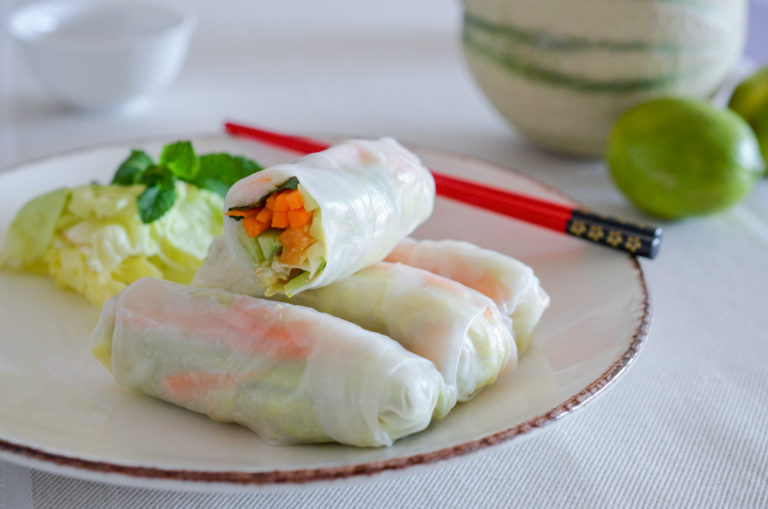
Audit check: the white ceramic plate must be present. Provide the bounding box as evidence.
[0,136,650,489]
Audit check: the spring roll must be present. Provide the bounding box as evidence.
[91,278,448,447]
[385,239,550,353]
[223,138,434,297]
[193,238,516,412]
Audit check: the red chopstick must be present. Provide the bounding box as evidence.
[224,122,661,258]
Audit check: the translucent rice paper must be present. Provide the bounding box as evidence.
[91,278,447,447]
[193,238,517,413]
[223,138,434,296]
[385,238,550,353]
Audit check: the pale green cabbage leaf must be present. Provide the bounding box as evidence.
[1,182,223,306]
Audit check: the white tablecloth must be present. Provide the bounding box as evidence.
[1,1,767,507]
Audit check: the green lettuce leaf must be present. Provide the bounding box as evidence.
[0,187,71,269]
[67,184,142,219]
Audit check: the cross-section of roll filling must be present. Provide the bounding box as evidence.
[225,177,325,295]
[223,138,435,297]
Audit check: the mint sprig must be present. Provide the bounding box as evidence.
[111,150,154,185]
[195,154,263,197]
[159,141,199,181]
[111,141,263,223]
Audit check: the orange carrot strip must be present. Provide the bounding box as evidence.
[271,210,288,228]
[285,189,304,210]
[273,192,289,212]
[162,371,237,401]
[265,194,277,209]
[125,291,313,360]
[279,224,314,265]
[243,216,269,237]
[287,209,312,228]
[256,208,273,223]
[262,321,313,358]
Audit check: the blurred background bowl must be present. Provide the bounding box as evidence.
[461,0,747,157]
[7,0,196,110]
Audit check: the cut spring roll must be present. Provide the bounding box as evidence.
[223,138,434,297]
[193,237,516,412]
[91,278,448,447]
[385,239,550,353]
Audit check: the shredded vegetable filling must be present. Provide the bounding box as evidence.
[226,187,316,266]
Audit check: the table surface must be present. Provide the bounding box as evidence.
[1,0,767,507]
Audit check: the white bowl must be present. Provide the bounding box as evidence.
[7,0,196,110]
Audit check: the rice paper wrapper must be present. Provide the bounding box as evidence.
[91,278,447,447]
[386,238,550,353]
[194,237,517,414]
[223,138,434,296]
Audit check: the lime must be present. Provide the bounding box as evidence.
[729,67,768,166]
[729,67,768,122]
[750,102,768,166]
[606,98,765,219]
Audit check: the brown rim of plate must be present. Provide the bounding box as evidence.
[0,135,652,486]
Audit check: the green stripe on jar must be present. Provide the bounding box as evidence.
[462,30,714,93]
[463,13,718,53]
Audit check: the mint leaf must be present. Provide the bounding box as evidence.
[136,166,177,223]
[193,154,263,197]
[137,185,177,224]
[140,165,176,189]
[112,150,154,185]
[248,177,300,208]
[159,141,199,180]
[275,176,299,191]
